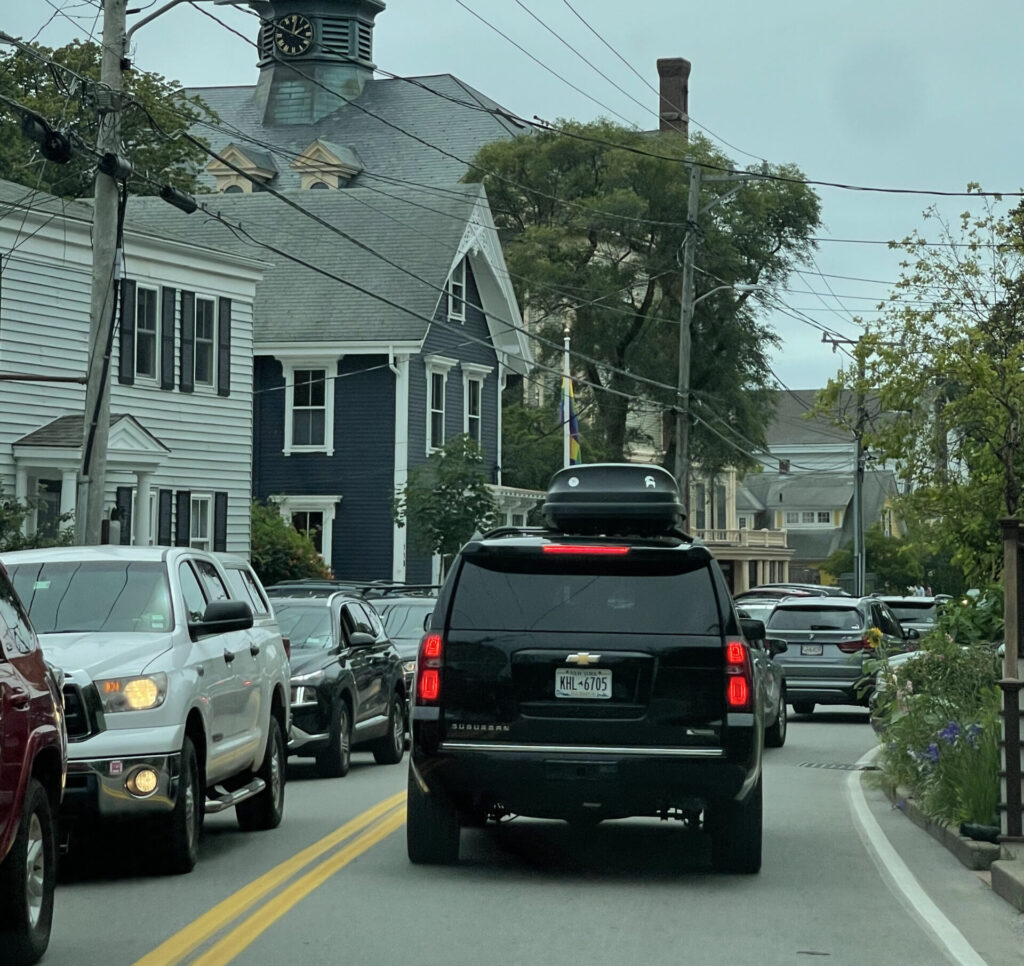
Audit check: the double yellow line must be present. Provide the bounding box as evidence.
[132,792,407,966]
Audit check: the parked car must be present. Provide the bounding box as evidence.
[2,546,290,875]
[273,593,407,777]
[734,595,783,625]
[369,590,438,691]
[874,595,947,638]
[739,582,850,598]
[408,463,769,873]
[735,605,788,747]
[765,595,916,715]
[0,562,65,965]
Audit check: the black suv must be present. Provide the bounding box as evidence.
[407,464,768,873]
[273,593,407,777]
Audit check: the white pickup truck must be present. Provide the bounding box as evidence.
[1,546,291,874]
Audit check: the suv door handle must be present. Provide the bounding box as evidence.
[223,649,235,664]
[249,643,261,657]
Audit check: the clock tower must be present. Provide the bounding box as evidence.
[249,0,386,124]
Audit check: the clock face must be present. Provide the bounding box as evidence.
[274,13,314,56]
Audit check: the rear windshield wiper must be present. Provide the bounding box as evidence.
[809,624,843,630]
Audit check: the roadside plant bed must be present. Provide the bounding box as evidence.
[870,589,1003,831]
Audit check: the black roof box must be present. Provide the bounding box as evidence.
[542,463,684,536]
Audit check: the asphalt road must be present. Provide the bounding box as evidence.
[48,711,1024,966]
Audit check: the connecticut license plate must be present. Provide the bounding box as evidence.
[801,644,824,656]
[555,668,612,699]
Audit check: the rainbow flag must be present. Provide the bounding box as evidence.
[561,376,582,465]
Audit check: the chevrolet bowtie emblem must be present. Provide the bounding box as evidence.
[566,652,601,666]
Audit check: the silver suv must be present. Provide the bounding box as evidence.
[3,546,291,874]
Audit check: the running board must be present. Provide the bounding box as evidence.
[204,778,266,813]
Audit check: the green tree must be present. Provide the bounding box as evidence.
[393,435,498,567]
[0,40,212,198]
[250,500,331,587]
[468,121,821,470]
[817,189,1024,584]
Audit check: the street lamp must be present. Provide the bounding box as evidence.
[673,282,759,521]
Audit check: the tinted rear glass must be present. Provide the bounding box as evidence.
[767,606,865,631]
[887,603,937,622]
[9,561,172,633]
[449,555,721,634]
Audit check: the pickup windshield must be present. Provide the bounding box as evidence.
[8,561,172,633]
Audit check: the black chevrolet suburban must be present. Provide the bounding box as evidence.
[407,463,766,873]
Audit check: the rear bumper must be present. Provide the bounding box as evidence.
[786,676,872,706]
[411,740,759,820]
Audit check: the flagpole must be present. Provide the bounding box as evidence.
[562,329,571,469]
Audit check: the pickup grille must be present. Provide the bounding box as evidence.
[62,684,94,741]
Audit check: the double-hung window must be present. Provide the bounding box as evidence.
[461,363,492,447]
[292,510,324,553]
[425,355,457,453]
[190,495,212,550]
[281,360,336,455]
[135,287,159,380]
[194,297,216,387]
[446,258,466,322]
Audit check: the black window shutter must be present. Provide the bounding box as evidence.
[175,490,192,546]
[118,280,136,386]
[115,486,133,545]
[179,290,195,393]
[214,492,228,551]
[160,288,176,390]
[157,489,173,545]
[217,297,231,397]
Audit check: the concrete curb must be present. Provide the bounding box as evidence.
[881,782,1024,912]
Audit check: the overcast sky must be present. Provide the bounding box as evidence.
[7,0,1024,390]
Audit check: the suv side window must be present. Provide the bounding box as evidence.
[179,563,208,622]
[874,604,902,639]
[193,559,230,603]
[354,601,385,639]
[0,570,35,656]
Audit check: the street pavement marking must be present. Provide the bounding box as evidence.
[190,806,407,966]
[130,791,406,966]
[845,747,990,966]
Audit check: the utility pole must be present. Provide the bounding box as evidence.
[674,162,700,516]
[76,0,128,544]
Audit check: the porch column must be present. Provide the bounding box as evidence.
[15,467,29,535]
[135,472,153,546]
[60,470,78,519]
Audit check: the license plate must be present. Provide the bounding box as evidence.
[801,644,823,656]
[555,668,611,699]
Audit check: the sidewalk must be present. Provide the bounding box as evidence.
[882,783,1024,913]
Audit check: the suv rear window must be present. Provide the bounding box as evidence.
[449,556,720,634]
[886,602,937,623]
[767,606,864,631]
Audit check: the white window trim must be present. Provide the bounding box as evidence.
[190,494,212,551]
[425,355,457,454]
[461,362,493,442]
[282,360,336,456]
[193,296,217,389]
[135,285,160,383]
[271,494,341,568]
[447,258,466,322]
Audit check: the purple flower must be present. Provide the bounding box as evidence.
[938,721,961,744]
[925,743,940,763]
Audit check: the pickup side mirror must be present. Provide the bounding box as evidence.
[767,639,788,656]
[348,630,376,648]
[189,599,253,641]
[740,618,766,643]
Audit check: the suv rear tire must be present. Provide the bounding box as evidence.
[406,769,460,865]
[371,695,406,765]
[791,701,815,716]
[707,776,762,874]
[237,717,285,831]
[0,779,56,965]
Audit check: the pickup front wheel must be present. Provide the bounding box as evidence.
[0,778,56,965]
[237,717,285,831]
[159,737,201,875]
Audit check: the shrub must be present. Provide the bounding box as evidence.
[250,500,331,586]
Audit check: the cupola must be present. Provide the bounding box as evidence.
[250,0,386,125]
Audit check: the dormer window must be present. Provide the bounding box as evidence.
[206,144,278,193]
[291,139,362,190]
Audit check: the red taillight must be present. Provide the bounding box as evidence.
[836,639,871,654]
[416,632,444,704]
[542,545,630,555]
[725,638,753,711]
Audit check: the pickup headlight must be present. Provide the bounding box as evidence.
[96,673,168,712]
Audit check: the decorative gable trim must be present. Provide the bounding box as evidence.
[206,144,278,193]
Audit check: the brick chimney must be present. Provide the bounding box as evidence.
[656,58,691,137]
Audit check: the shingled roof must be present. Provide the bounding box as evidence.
[126,182,494,346]
[189,73,526,192]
